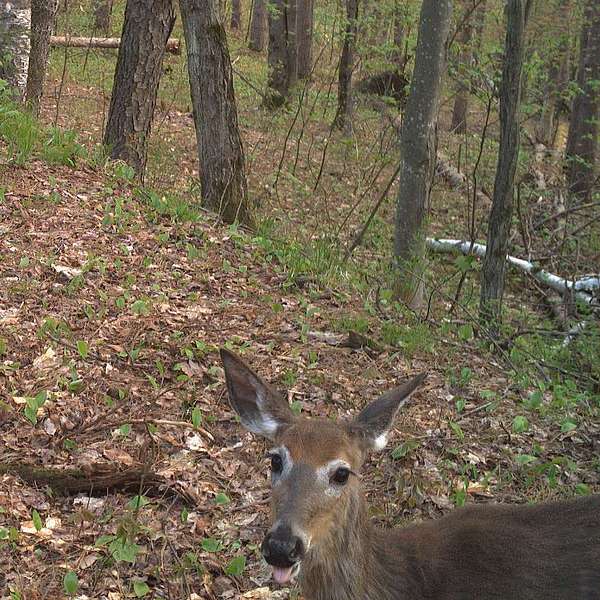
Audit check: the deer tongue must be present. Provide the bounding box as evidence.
[272,566,293,584]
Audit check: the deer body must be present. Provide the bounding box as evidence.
[220,349,600,600]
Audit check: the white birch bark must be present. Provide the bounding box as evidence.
[0,0,31,98]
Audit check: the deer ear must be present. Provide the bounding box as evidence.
[349,373,426,451]
[220,349,294,441]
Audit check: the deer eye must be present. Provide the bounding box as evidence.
[331,467,350,485]
[270,453,283,474]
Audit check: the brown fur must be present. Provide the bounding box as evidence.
[220,350,600,600]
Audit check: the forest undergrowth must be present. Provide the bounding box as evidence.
[1,2,599,599]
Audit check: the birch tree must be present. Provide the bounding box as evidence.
[0,0,31,99]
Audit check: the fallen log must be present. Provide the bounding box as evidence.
[50,35,181,55]
[426,237,599,307]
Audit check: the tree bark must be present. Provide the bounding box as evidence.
[25,0,58,116]
[179,0,251,225]
[50,35,181,54]
[287,0,298,86]
[265,0,289,107]
[0,0,31,99]
[230,0,241,30]
[392,0,408,72]
[535,0,571,146]
[248,0,267,51]
[393,0,453,309]
[93,0,112,33]
[450,0,474,134]
[104,0,175,178]
[297,0,313,78]
[479,0,527,331]
[565,0,600,202]
[334,0,359,132]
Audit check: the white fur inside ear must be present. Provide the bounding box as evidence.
[373,433,388,450]
[248,390,279,437]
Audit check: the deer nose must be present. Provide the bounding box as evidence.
[262,528,305,567]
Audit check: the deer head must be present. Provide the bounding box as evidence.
[220,349,426,586]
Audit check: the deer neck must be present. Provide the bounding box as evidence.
[299,491,415,600]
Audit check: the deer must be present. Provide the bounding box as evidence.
[220,349,600,600]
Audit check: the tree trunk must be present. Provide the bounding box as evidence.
[479,0,527,331]
[0,0,31,99]
[565,0,600,202]
[265,0,289,107]
[230,0,241,30]
[297,0,313,78]
[248,0,267,51]
[25,0,58,116]
[287,0,298,86]
[535,0,571,146]
[334,0,359,133]
[450,0,474,134]
[179,0,251,225]
[393,0,453,309]
[93,0,112,33]
[392,0,408,72]
[104,0,174,178]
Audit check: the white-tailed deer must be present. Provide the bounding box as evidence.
[221,349,600,600]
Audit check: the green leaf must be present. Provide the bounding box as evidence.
[214,493,230,506]
[24,404,38,425]
[127,495,150,510]
[0,527,8,540]
[63,571,78,595]
[575,483,590,496]
[133,581,150,597]
[119,423,132,436]
[391,439,419,459]
[512,415,529,433]
[191,407,203,428]
[201,537,223,553]
[225,555,246,576]
[109,537,140,563]
[290,400,302,416]
[448,420,464,441]
[94,534,116,547]
[19,256,29,268]
[32,509,43,531]
[560,419,577,433]
[180,507,189,523]
[455,397,466,413]
[457,324,473,341]
[76,340,89,359]
[515,454,537,466]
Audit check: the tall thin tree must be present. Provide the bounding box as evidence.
[394,0,453,309]
[479,0,528,331]
[231,0,241,30]
[450,0,475,134]
[93,0,112,33]
[334,0,359,132]
[248,0,267,51]
[565,0,599,202]
[179,0,251,225]
[297,0,314,78]
[265,0,290,107]
[0,0,31,99]
[26,0,59,116]
[104,0,175,177]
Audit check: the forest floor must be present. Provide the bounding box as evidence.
[1,14,600,600]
